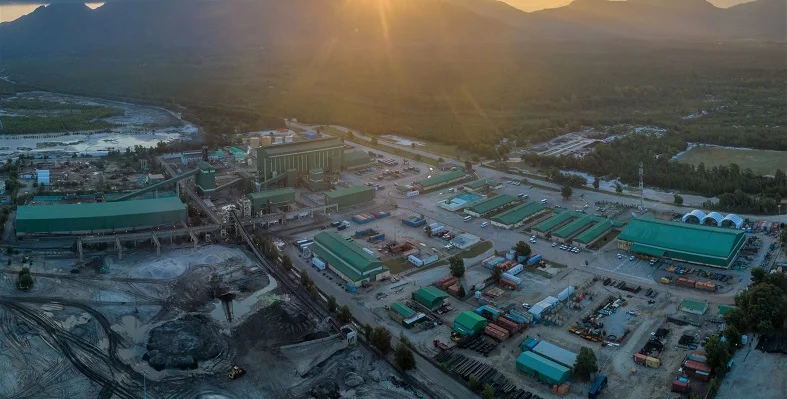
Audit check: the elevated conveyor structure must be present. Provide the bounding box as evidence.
[109,168,198,202]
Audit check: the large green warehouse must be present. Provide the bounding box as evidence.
[618,217,746,268]
[412,286,449,310]
[516,351,571,386]
[309,231,390,284]
[343,151,372,170]
[16,197,187,235]
[325,185,375,209]
[247,187,296,214]
[257,138,344,180]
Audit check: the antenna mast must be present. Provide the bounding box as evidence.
[639,161,645,211]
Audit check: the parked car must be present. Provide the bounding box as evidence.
[629,255,636,261]
[552,242,558,247]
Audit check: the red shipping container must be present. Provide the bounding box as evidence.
[672,380,690,393]
[684,360,711,374]
[677,277,697,288]
[496,317,521,334]
[484,324,509,341]
[447,284,460,295]
[499,279,517,289]
[633,353,647,365]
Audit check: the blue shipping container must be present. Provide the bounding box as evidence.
[527,254,542,266]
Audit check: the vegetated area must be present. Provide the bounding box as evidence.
[0,98,124,134]
[675,146,787,177]
[2,40,785,212]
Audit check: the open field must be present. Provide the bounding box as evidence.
[675,145,787,176]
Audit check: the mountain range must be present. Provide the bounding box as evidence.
[0,0,783,55]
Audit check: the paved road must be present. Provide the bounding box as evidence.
[292,122,782,223]
[286,247,474,399]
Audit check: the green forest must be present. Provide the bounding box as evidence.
[0,99,124,134]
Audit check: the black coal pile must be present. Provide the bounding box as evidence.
[144,315,224,371]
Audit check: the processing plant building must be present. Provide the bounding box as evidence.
[324,185,375,209]
[16,197,188,236]
[618,217,746,268]
[309,231,390,284]
[256,137,344,180]
[247,187,296,215]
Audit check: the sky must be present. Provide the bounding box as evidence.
[0,0,757,23]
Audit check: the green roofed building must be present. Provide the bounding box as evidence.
[463,178,502,192]
[343,151,371,170]
[388,302,426,328]
[412,286,449,310]
[310,231,389,284]
[532,211,576,235]
[16,197,187,235]
[324,185,375,209]
[681,298,709,315]
[414,170,466,191]
[574,219,623,248]
[465,194,518,217]
[454,311,487,335]
[257,137,344,180]
[618,217,746,268]
[516,351,571,386]
[247,187,296,214]
[490,202,548,229]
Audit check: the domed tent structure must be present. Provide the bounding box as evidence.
[721,214,744,229]
[703,212,724,226]
[682,210,706,224]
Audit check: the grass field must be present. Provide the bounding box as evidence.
[675,146,787,176]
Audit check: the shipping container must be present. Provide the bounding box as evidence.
[688,354,708,364]
[439,276,459,290]
[312,257,326,271]
[645,356,660,368]
[368,233,386,243]
[496,317,522,334]
[447,284,461,296]
[633,353,647,365]
[402,217,426,228]
[671,379,690,393]
[527,254,543,265]
[484,324,509,341]
[588,375,608,399]
[676,277,697,288]
[508,263,524,276]
[502,273,523,286]
[557,286,575,301]
[476,305,502,320]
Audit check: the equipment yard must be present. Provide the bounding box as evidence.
[0,109,784,399]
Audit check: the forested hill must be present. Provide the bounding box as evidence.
[0,0,784,55]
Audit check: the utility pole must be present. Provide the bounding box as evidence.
[638,161,645,212]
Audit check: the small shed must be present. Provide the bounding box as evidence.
[454,311,487,335]
[681,298,709,315]
[412,286,449,310]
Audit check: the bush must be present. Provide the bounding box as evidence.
[394,342,416,370]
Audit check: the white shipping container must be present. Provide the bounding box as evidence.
[507,264,524,276]
[502,273,522,286]
[313,257,326,270]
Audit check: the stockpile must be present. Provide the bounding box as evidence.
[433,352,535,399]
[436,276,459,290]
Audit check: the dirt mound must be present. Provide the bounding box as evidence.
[234,301,316,348]
[144,315,225,371]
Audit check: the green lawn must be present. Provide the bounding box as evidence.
[675,146,787,176]
[383,258,413,275]
[457,240,493,259]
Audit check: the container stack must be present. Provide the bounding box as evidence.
[484,323,509,341]
[437,276,459,290]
